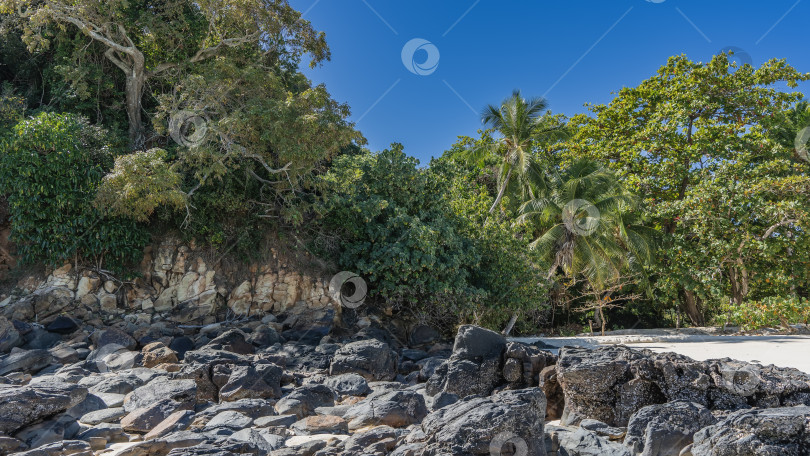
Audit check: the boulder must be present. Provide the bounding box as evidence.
[215,363,283,401]
[0,316,21,352]
[206,329,254,355]
[0,348,53,375]
[141,342,179,368]
[341,426,399,454]
[275,384,335,418]
[291,415,349,435]
[411,387,546,455]
[409,325,441,347]
[144,409,195,440]
[121,398,193,433]
[329,339,398,382]
[425,325,506,399]
[92,327,137,351]
[547,425,632,456]
[45,316,79,334]
[10,440,93,456]
[323,373,370,396]
[541,364,564,421]
[503,341,557,387]
[690,405,810,456]
[624,401,715,456]
[204,410,253,430]
[1,287,74,323]
[343,390,428,430]
[556,345,810,427]
[0,382,87,434]
[124,378,197,412]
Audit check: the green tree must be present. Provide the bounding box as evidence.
[457,90,566,218]
[0,112,148,270]
[316,145,482,321]
[2,0,329,147]
[517,159,656,333]
[569,53,810,325]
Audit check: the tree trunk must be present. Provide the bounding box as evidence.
[681,289,705,326]
[502,313,518,336]
[124,56,146,150]
[488,167,513,214]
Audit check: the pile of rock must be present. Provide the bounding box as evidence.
[0,313,808,456]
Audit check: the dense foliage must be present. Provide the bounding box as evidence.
[0,112,148,270]
[1,0,809,333]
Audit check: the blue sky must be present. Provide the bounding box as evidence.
[292,0,809,163]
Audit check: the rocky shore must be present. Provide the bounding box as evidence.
[0,310,808,456]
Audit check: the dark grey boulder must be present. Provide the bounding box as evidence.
[329,339,398,382]
[0,316,21,353]
[92,328,137,351]
[343,390,428,430]
[10,439,93,456]
[412,387,546,455]
[0,382,87,434]
[274,384,335,418]
[124,378,197,412]
[547,425,631,456]
[425,325,506,399]
[0,348,53,375]
[690,405,810,456]
[624,401,715,456]
[213,363,283,401]
[556,346,810,427]
[324,373,370,396]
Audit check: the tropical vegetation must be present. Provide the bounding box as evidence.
[1,1,809,334]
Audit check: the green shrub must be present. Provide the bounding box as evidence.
[316,144,483,310]
[713,296,810,330]
[0,112,149,271]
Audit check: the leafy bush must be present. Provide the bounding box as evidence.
[713,296,810,330]
[95,148,187,222]
[0,112,149,271]
[316,145,482,310]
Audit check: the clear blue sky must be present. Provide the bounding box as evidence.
[292,0,809,163]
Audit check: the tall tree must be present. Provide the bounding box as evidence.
[570,53,810,325]
[460,90,566,219]
[517,159,656,332]
[2,0,329,148]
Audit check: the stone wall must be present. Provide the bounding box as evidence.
[0,236,341,336]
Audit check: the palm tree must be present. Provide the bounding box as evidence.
[455,90,567,221]
[517,159,657,333]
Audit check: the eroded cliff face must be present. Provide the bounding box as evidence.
[0,236,340,336]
